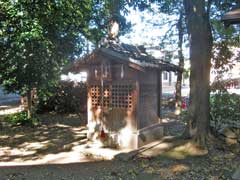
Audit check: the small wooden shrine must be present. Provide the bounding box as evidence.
[66,42,180,149]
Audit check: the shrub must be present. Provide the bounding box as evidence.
[179,93,240,132]
[5,111,39,126]
[210,93,240,130]
[37,81,87,114]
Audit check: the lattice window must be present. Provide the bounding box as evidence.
[103,85,110,107]
[112,84,133,109]
[90,84,133,109]
[90,85,101,107]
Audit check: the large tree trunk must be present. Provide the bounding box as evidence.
[175,12,184,115]
[183,0,213,146]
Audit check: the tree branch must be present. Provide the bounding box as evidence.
[161,22,178,42]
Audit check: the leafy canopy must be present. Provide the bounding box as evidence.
[0,0,125,95]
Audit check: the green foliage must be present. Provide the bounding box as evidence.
[37,81,87,114]
[210,93,240,130]
[4,111,39,126]
[0,0,99,95]
[211,41,240,93]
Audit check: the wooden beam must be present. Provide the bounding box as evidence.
[128,62,145,72]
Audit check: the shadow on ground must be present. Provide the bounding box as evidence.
[0,136,238,180]
[0,110,239,180]
[0,113,87,163]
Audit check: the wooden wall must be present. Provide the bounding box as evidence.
[87,54,139,136]
[137,69,159,129]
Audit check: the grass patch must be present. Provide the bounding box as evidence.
[4,111,39,126]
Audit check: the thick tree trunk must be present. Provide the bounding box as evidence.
[183,0,213,146]
[27,90,32,119]
[175,12,184,115]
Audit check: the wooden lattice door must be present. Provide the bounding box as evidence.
[90,83,134,109]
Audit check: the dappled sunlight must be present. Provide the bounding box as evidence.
[140,142,174,158]
[55,123,71,128]
[118,126,133,148]
[79,141,133,160]
[0,119,201,165]
[143,163,190,178]
[0,135,10,139]
[0,146,36,157]
[171,164,190,173]
[19,141,51,150]
[138,137,208,160]
[163,142,208,159]
[0,111,134,166]
[0,113,92,165]
[13,134,25,138]
[138,136,178,157]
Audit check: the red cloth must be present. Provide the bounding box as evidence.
[182,101,186,109]
[100,129,105,139]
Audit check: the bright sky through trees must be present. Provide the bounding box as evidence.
[120,6,176,47]
[119,6,189,62]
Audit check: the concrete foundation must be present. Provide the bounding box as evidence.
[87,122,164,149]
[116,123,164,149]
[137,123,164,147]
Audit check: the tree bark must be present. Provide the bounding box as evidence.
[183,0,213,146]
[27,90,32,119]
[175,11,184,115]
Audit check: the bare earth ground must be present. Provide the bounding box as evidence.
[0,107,239,180]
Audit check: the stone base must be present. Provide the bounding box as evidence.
[137,123,164,147]
[87,123,164,149]
[118,123,164,149]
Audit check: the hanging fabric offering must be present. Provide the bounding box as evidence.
[95,69,98,78]
[120,64,124,79]
[104,65,108,78]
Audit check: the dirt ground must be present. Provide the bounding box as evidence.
[0,113,90,164]
[0,141,239,180]
[0,110,239,180]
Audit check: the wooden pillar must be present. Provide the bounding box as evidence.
[168,71,172,86]
[157,70,162,122]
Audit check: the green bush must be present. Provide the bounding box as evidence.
[210,93,240,130]
[5,111,39,126]
[180,93,240,131]
[37,81,87,114]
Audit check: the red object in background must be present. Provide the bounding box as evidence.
[100,128,105,139]
[182,101,186,109]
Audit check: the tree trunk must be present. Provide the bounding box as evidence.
[183,0,213,146]
[175,12,184,115]
[27,90,32,119]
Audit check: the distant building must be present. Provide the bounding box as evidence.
[0,86,20,106]
[211,60,240,94]
[147,47,190,96]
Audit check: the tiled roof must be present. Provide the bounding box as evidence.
[64,41,182,73]
[100,42,180,71]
